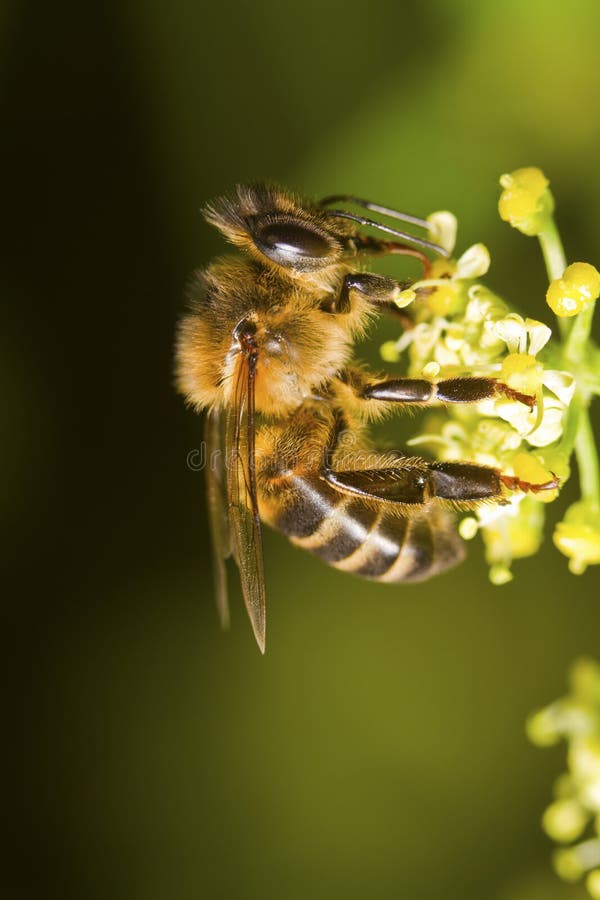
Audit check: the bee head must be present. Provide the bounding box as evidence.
[203,184,350,274]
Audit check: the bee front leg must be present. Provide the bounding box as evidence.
[326,272,415,327]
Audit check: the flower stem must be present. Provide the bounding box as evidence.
[538,218,566,281]
[538,218,569,339]
[575,409,600,511]
[565,302,597,366]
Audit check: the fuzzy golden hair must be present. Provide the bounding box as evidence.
[176,184,375,417]
[202,183,353,279]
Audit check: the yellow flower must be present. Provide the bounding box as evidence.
[476,315,574,448]
[554,501,600,574]
[547,262,600,318]
[498,167,554,236]
[513,452,559,503]
[501,352,543,397]
[410,243,491,319]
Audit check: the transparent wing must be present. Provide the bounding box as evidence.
[204,409,231,630]
[226,355,266,653]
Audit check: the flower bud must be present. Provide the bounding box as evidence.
[498,167,554,236]
[547,262,600,318]
[554,502,600,574]
[554,847,585,882]
[380,341,400,363]
[588,870,600,899]
[458,516,478,540]
[489,564,513,585]
[543,798,588,843]
[527,706,562,747]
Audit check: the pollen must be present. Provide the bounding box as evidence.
[394,288,416,308]
[501,352,543,396]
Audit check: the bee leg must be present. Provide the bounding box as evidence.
[326,272,415,327]
[322,458,559,506]
[350,234,432,271]
[428,461,559,501]
[362,376,536,410]
[322,411,558,503]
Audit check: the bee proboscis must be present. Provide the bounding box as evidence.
[176,184,558,652]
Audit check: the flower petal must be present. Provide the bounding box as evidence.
[543,370,577,406]
[455,243,491,280]
[427,211,457,255]
[525,318,552,356]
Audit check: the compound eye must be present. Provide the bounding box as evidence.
[252,219,337,269]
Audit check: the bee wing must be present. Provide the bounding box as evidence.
[204,409,231,630]
[226,355,266,653]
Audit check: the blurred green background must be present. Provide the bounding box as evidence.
[4,1,600,898]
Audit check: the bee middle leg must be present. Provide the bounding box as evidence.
[362,375,536,410]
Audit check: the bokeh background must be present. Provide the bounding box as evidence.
[4,1,600,898]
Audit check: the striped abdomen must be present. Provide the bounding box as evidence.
[264,473,465,583]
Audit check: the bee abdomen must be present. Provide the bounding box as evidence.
[271,475,464,583]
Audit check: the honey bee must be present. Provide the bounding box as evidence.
[176,184,557,652]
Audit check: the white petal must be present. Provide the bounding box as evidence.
[542,370,577,406]
[434,344,461,367]
[476,398,500,417]
[455,243,491,280]
[525,318,552,356]
[411,322,441,357]
[395,330,415,353]
[427,211,457,255]
[444,328,465,352]
[526,407,565,447]
[493,314,527,353]
[495,399,536,435]
[476,498,522,527]
[481,319,505,348]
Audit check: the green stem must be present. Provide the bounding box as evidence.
[565,302,597,366]
[575,409,600,510]
[538,218,569,340]
[538,218,566,281]
[559,397,582,459]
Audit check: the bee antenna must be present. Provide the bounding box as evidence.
[325,209,450,258]
[320,194,432,232]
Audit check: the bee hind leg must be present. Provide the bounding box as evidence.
[322,458,558,508]
[322,412,557,505]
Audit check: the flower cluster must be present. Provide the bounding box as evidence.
[381,167,600,583]
[528,658,600,899]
